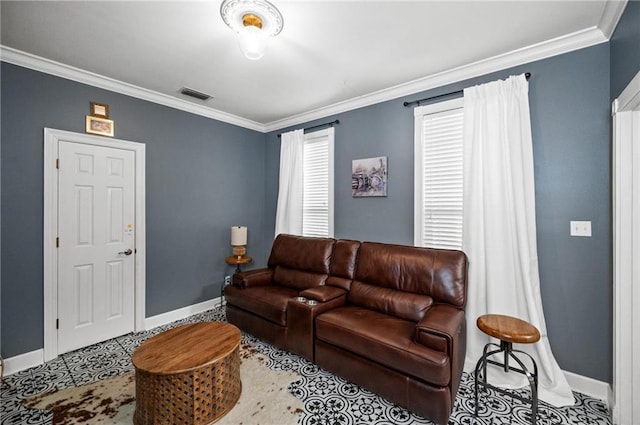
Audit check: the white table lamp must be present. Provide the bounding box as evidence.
[231,226,247,258]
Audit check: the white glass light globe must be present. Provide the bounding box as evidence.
[238,25,268,60]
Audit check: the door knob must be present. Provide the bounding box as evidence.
[118,249,133,256]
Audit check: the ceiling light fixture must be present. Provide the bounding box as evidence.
[220,0,284,60]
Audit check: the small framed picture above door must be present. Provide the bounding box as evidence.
[86,115,114,137]
[90,102,110,118]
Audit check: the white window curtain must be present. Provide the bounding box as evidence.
[275,129,304,237]
[462,74,574,407]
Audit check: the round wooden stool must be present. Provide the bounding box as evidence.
[474,314,541,425]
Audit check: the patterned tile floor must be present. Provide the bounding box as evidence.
[1,307,611,425]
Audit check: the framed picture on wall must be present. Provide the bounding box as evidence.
[352,156,387,197]
[85,115,114,137]
[90,102,110,118]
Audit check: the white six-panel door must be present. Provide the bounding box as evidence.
[57,141,136,354]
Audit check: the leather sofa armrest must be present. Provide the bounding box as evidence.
[415,305,465,356]
[233,268,273,288]
[300,286,347,303]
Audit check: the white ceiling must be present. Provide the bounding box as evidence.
[0,1,627,132]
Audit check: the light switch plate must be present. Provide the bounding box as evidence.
[570,221,592,237]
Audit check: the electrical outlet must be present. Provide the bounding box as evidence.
[224,275,231,285]
[570,220,592,237]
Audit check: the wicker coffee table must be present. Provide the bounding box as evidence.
[132,322,242,425]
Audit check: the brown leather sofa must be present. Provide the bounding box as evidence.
[225,234,468,425]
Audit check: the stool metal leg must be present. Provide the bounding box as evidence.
[474,342,539,425]
[509,348,539,425]
[474,343,503,417]
[474,352,482,417]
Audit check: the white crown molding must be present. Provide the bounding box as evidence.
[263,26,608,132]
[599,0,628,39]
[0,22,614,135]
[0,45,266,132]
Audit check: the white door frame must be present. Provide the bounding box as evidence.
[43,128,146,361]
[612,70,640,424]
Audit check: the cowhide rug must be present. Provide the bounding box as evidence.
[22,343,304,425]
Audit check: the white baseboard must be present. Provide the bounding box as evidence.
[3,298,222,376]
[563,369,612,404]
[144,297,222,330]
[3,349,44,376]
[3,303,611,408]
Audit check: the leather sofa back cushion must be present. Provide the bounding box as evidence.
[326,276,352,291]
[325,239,360,291]
[330,240,361,280]
[268,234,334,274]
[273,266,328,290]
[348,280,434,322]
[355,242,468,308]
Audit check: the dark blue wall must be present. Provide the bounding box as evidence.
[1,63,267,358]
[4,3,640,383]
[265,44,612,382]
[611,0,640,99]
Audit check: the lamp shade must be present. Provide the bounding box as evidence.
[231,226,247,246]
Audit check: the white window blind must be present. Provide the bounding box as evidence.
[414,98,464,249]
[303,127,334,238]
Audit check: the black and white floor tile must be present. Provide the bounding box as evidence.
[1,306,611,425]
[241,331,611,425]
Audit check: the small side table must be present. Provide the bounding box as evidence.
[225,255,252,273]
[474,314,541,425]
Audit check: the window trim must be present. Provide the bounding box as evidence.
[414,97,464,247]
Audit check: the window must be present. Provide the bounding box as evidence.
[302,127,334,237]
[414,98,464,249]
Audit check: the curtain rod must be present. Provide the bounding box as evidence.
[277,119,340,138]
[403,72,531,108]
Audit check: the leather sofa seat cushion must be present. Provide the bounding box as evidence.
[348,280,434,322]
[316,306,450,386]
[224,285,298,326]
